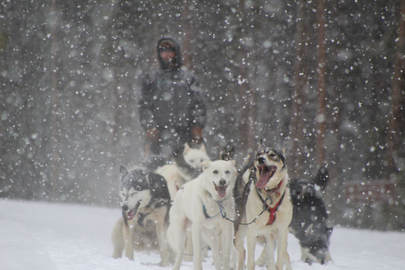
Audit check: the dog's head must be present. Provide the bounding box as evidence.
[201,160,238,201]
[119,166,152,222]
[253,148,287,190]
[183,143,210,170]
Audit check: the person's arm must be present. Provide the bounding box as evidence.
[138,75,158,138]
[188,80,207,139]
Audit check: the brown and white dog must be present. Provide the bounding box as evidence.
[234,148,293,270]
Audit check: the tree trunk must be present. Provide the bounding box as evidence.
[238,0,255,154]
[48,0,60,199]
[316,0,327,166]
[182,0,192,69]
[290,0,308,178]
[387,0,405,172]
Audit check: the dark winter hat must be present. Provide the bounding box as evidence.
[157,37,182,70]
[158,39,176,52]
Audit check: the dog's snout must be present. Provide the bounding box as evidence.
[219,179,226,186]
[258,157,265,164]
[122,205,128,211]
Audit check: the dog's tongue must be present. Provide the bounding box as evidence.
[127,210,135,220]
[216,186,226,198]
[256,172,271,189]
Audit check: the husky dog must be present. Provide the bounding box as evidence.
[234,148,292,270]
[111,166,171,266]
[167,160,238,270]
[289,164,333,264]
[155,143,210,200]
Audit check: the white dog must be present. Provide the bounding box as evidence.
[234,148,293,270]
[156,143,210,200]
[167,160,238,270]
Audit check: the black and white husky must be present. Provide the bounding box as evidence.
[289,164,333,264]
[111,166,171,265]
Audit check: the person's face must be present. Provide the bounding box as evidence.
[160,49,175,62]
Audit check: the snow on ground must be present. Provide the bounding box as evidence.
[1,199,404,270]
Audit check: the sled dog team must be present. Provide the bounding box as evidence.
[112,142,333,270]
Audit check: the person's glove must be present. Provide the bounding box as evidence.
[191,126,203,144]
[146,127,159,140]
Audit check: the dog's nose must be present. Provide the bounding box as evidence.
[258,157,265,164]
[219,179,226,186]
[122,205,128,211]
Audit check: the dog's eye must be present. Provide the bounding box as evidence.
[225,170,230,174]
[269,153,278,160]
[200,159,204,162]
[213,170,219,174]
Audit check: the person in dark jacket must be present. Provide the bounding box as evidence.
[138,37,207,168]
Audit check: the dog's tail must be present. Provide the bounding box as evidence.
[314,163,329,191]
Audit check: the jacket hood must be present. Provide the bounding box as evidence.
[157,37,182,71]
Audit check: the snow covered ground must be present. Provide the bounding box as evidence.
[1,199,404,270]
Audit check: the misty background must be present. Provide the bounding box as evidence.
[0,0,404,231]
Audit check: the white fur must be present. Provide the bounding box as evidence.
[167,160,237,270]
[155,143,210,200]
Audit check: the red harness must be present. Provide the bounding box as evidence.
[264,180,285,225]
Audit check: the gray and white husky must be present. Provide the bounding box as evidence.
[111,165,171,266]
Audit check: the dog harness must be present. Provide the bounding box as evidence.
[265,191,285,225]
[255,180,285,226]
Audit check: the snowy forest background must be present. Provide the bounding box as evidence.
[0,0,404,231]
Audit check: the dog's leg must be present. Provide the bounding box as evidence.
[183,231,194,261]
[276,228,292,270]
[221,222,233,270]
[204,229,221,270]
[192,223,203,270]
[168,215,187,270]
[156,217,171,266]
[255,241,267,267]
[246,229,257,270]
[234,227,246,270]
[123,223,134,260]
[264,233,276,270]
[111,218,124,258]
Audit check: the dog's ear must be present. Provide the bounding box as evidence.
[202,160,211,171]
[314,163,329,191]
[148,173,170,200]
[228,159,236,167]
[199,143,206,153]
[120,165,128,177]
[183,143,191,153]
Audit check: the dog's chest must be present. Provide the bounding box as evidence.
[246,189,288,229]
[199,197,232,227]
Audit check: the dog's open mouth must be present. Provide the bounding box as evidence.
[126,209,136,220]
[255,165,277,189]
[214,184,227,198]
[122,201,141,222]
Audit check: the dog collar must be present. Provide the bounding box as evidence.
[255,180,285,226]
[265,191,285,225]
[202,203,219,219]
